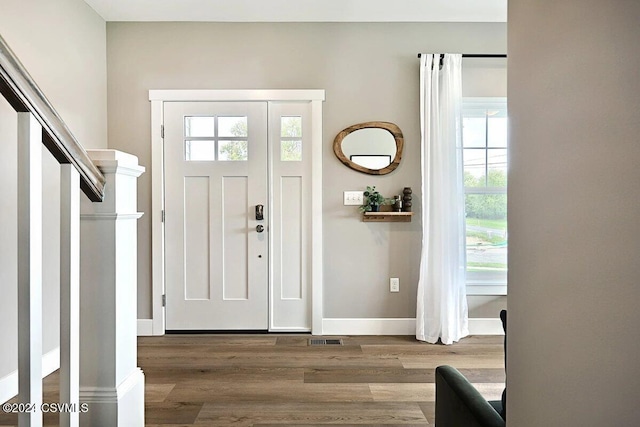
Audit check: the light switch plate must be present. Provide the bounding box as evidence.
[344,191,364,206]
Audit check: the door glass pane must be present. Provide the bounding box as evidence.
[465,193,508,273]
[218,116,248,137]
[281,140,302,161]
[185,116,215,137]
[281,116,302,137]
[185,140,216,161]
[218,140,248,161]
[464,149,486,186]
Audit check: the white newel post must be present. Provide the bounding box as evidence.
[79,150,145,426]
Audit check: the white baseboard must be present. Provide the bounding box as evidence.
[469,318,505,335]
[80,368,145,426]
[0,347,60,404]
[322,318,415,335]
[137,319,154,336]
[321,318,504,336]
[135,317,504,337]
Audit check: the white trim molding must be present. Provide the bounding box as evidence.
[150,99,165,336]
[79,368,145,426]
[322,318,415,336]
[137,319,154,336]
[79,368,144,403]
[310,98,324,335]
[321,318,504,336]
[131,317,506,339]
[468,318,505,335]
[149,89,325,102]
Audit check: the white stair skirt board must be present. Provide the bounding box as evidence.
[0,347,60,404]
[137,319,154,336]
[321,318,504,336]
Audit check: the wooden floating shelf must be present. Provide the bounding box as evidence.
[363,211,414,222]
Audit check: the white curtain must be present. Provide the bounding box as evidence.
[416,53,468,345]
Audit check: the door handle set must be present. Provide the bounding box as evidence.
[256,204,265,233]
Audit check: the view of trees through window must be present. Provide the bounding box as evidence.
[183,115,249,161]
[280,116,302,161]
[214,115,303,161]
[218,118,248,161]
[462,98,507,281]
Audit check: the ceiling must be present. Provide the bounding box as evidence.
[83,0,506,23]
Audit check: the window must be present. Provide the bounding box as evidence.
[184,115,248,161]
[462,98,507,288]
[280,116,302,161]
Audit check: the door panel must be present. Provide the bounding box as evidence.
[222,176,248,300]
[164,102,268,330]
[183,176,210,300]
[280,176,302,300]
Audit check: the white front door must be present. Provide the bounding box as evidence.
[164,102,268,330]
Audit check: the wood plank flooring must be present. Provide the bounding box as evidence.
[142,334,505,426]
[0,334,505,426]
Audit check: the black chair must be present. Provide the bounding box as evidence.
[435,310,507,426]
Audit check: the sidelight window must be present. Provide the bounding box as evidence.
[280,116,302,161]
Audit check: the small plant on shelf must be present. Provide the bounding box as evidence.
[359,186,389,212]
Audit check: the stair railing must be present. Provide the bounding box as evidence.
[0,33,105,427]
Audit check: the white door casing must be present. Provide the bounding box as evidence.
[149,90,324,334]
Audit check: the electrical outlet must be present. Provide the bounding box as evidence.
[390,278,400,293]
[343,191,364,206]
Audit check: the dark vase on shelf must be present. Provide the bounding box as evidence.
[402,187,413,212]
[370,204,380,212]
[393,195,403,212]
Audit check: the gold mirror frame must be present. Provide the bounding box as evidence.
[332,121,404,175]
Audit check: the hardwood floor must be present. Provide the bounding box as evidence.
[142,334,505,426]
[0,334,505,426]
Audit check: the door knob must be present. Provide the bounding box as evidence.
[256,225,264,233]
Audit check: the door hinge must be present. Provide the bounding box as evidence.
[161,125,164,138]
[162,294,166,307]
[161,209,165,222]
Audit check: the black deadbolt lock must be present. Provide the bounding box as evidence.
[255,204,264,221]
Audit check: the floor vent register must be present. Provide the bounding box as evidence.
[308,338,343,346]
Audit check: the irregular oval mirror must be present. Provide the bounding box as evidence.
[333,122,404,175]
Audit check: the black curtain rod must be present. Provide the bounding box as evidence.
[417,53,507,58]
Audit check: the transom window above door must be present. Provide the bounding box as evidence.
[184,115,248,161]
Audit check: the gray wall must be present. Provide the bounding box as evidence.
[0,0,107,382]
[106,22,507,321]
[508,1,640,424]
